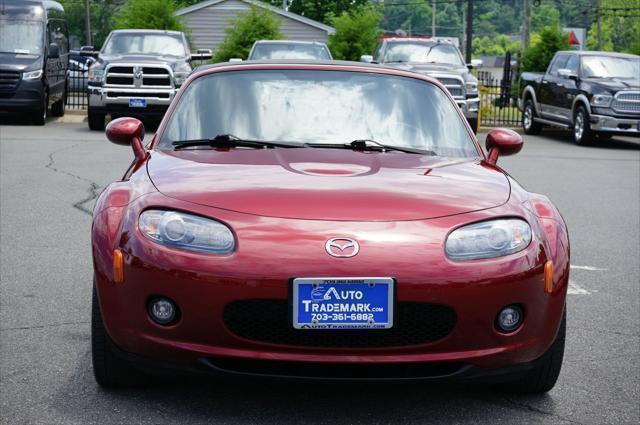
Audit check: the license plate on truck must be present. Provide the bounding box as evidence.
[129,98,147,108]
[292,277,394,330]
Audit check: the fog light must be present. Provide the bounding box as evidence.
[496,305,523,333]
[148,297,178,325]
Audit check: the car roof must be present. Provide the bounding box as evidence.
[110,29,184,36]
[556,50,639,59]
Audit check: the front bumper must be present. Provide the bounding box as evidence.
[455,97,479,119]
[590,113,640,136]
[0,78,44,111]
[92,190,570,379]
[88,84,177,115]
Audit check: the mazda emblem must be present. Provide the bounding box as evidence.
[325,237,360,258]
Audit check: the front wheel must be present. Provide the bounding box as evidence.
[88,109,105,131]
[498,309,565,394]
[51,95,65,117]
[522,99,542,135]
[573,106,595,145]
[33,92,48,125]
[92,284,147,387]
[467,118,479,134]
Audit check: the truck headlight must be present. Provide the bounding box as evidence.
[445,219,532,260]
[88,69,104,83]
[23,70,43,80]
[174,71,190,87]
[138,210,235,254]
[590,92,612,108]
[465,82,478,96]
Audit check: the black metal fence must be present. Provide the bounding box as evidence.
[478,52,521,127]
[66,58,89,110]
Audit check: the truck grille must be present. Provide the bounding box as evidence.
[436,77,464,98]
[223,300,456,348]
[612,91,640,114]
[105,65,172,88]
[0,70,20,92]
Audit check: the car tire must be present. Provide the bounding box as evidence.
[92,283,147,387]
[33,92,48,126]
[51,95,65,117]
[467,118,479,134]
[499,309,566,394]
[88,110,105,131]
[522,99,542,135]
[573,106,595,145]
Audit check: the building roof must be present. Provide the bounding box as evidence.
[175,0,335,35]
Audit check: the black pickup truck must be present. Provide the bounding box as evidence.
[519,51,639,145]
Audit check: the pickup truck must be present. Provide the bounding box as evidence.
[361,37,482,133]
[82,29,211,130]
[519,51,639,144]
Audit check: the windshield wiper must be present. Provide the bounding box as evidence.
[305,139,436,155]
[172,134,303,150]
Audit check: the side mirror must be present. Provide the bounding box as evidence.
[48,43,60,59]
[79,45,99,58]
[360,55,374,63]
[468,59,483,69]
[229,58,243,63]
[557,68,578,81]
[106,117,147,162]
[191,48,212,61]
[485,128,523,165]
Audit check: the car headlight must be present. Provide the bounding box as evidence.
[590,92,612,108]
[138,210,235,254]
[173,71,190,87]
[23,70,43,80]
[88,68,104,83]
[465,82,478,96]
[445,218,532,260]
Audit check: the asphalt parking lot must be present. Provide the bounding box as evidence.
[1,117,639,425]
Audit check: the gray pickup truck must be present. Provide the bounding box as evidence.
[519,50,639,145]
[361,37,481,132]
[83,29,211,130]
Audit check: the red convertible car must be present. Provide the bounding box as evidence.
[91,61,570,393]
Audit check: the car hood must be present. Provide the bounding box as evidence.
[147,148,510,221]
[384,62,468,78]
[584,78,640,91]
[97,54,187,69]
[0,53,42,72]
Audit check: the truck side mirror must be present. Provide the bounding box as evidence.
[80,46,99,58]
[557,68,578,81]
[360,55,374,63]
[48,43,60,59]
[468,59,483,69]
[229,58,243,63]
[191,49,212,61]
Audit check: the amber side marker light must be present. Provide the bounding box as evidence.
[113,249,124,283]
[544,261,553,294]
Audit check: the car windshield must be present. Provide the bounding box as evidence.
[159,70,477,158]
[250,43,331,60]
[102,33,186,57]
[581,56,640,79]
[384,42,464,65]
[0,20,43,55]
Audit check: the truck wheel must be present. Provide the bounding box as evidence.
[522,99,542,135]
[92,283,147,387]
[573,106,595,145]
[88,110,106,131]
[467,118,479,134]
[498,309,565,394]
[33,92,48,126]
[51,96,65,117]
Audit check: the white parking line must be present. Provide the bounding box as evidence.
[570,265,607,271]
[568,280,591,295]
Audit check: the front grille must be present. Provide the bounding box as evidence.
[106,91,170,98]
[223,300,456,348]
[0,70,20,92]
[612,91,640,114]
[204,357,468,379]
[105,65,172,88]
[436,77,464,99]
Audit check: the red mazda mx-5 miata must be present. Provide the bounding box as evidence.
[91,61,569,393]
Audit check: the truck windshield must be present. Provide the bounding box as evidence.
[0,20,43,55]
[250,44,331,60]
[102,33,186,57]
[160,70,477,158]
[581,56,640,79]
[384,43,464,66]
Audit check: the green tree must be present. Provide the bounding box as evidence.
[521,27,571,72]
[473,35,521,56]
[212,6,283,62]
[114,0,186,32]
[328,7,382,61]
[531,3,561,33]
[585,0,640,54]
[265,0,369,26]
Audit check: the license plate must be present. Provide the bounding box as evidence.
[129,98,147,108]
[292,278,394,330]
